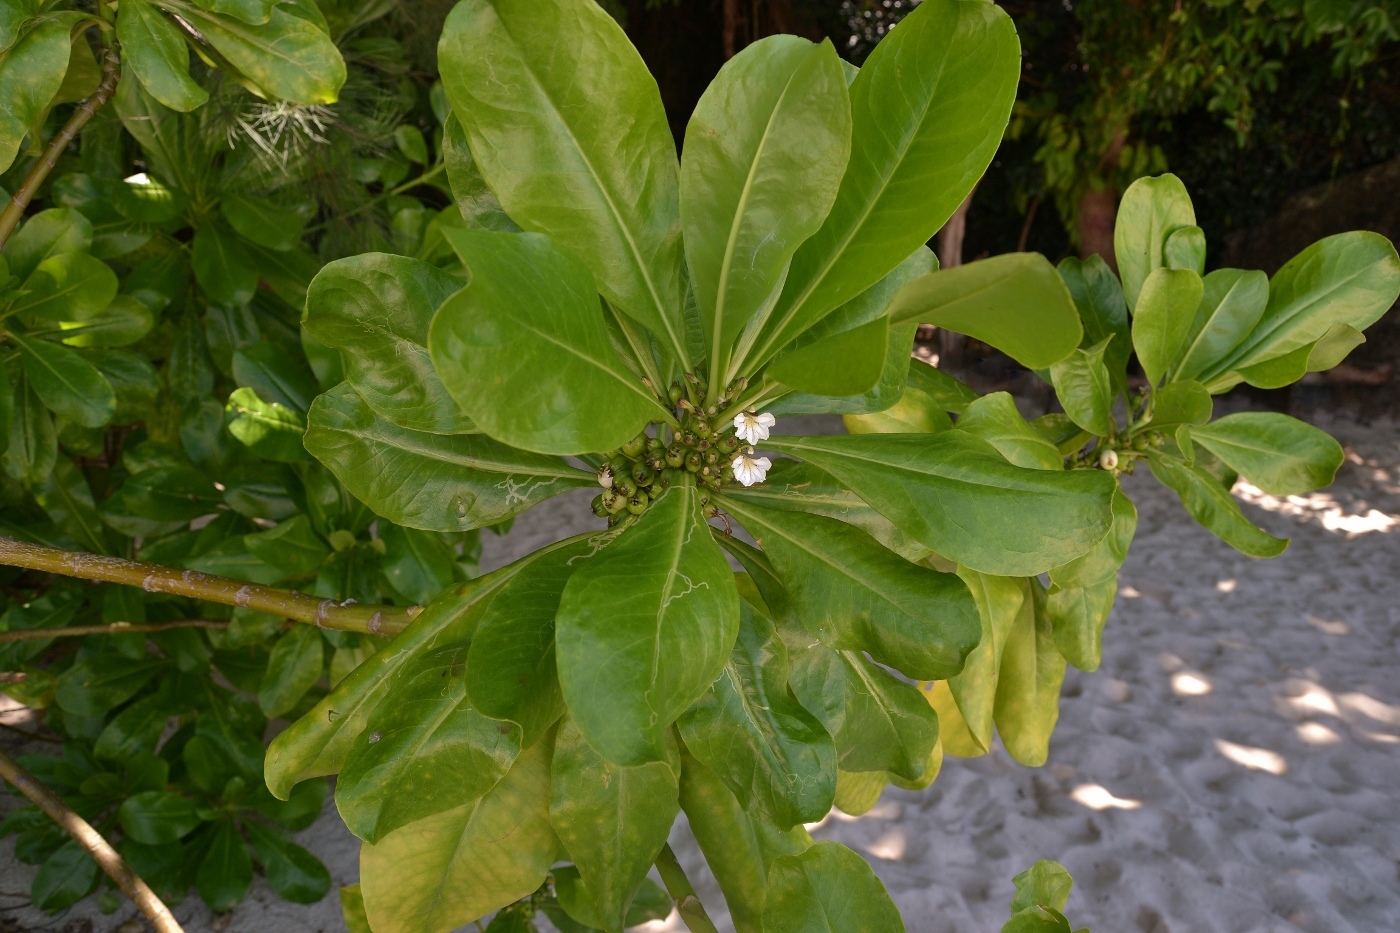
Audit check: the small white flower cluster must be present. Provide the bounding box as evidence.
[731,411,775,486]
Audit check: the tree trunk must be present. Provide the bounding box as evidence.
[1078,185,1118,268]
[723,0,740,58]
[936,189,975,367]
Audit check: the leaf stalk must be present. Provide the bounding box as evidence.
[655,843,721,933]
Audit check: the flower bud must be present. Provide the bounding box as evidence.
[1099,449,1120,471]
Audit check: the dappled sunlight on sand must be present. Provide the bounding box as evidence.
[1235,481,1397,535]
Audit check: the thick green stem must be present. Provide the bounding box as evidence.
[0,537,419,635]
[0,619,230,644]
[0,749,186,933]
[0,41,121,250]
[655,843,721,933]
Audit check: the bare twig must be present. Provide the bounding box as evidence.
[655,843,721,933]
[0,719,62,744]
[0,619,230,644]
[0,41,122,249]
[0,748,186,933]
[0,538,420,636]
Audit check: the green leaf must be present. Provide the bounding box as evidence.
[1187,412,1344,496]
[438,0,688,364]
[718,499,978,681]
[557,480,740,767]
[1050,485,1136,590]
[379,525,460,606]
[265,578,503,799]
[244,515,328,578]
[94,685,182,761]
[943,570,1024,753]
[956,392,1064,471]
[993,581,1065,767]
[7,252,119,323]
[258,623,323,718]
[394,123,429,164]
[1175,269,1268,383]
[337,642,521,843]
[304,383,589,532]
[428,229,660,455]
[1113,173,1196,313]
[196,818,254,913]
[1147,453,1287,558]
[1011,859,1074,913]
[0,16,73,173]
[167,1,345,104]
[1047,576,1116,673]
[551,867,672,931]
[1163,224,1206,275]
[679,594,836,828]
[305,253,474,434]
[680,34,850,376]
[4,208,94,280]
[222,194,305,251]
[3,372,57,483]
[341,885,372,933]
[764,841,905,933]
[111,465,221,521]
[193,0,276,25]
[1049,339,1114,437]
[1215,232,1400,376]
[192,219,258,306]
[747,0,1019,369]
[890,253,1084,369]
[0,0,41,50]
[118,790,201,845]
[1148,380,1212,431]
[243,821,331,903]
[465,540,594,747]
[359,734,556,933]
[225,386,308,462]
[765,432,1117,576]
[118,0,209,111]
[833,769,889,817]
[441,115,519,233]
[1057,255,1130,395]
[32,840,100,912]
[1131,268,1203,387]
[13,333,114,429]
[845,357,975,435]
[550,719,679,932]
[768,315,888,398]
[51,294,155,348]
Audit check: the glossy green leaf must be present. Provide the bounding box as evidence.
[746,0,1019,368]
[3,373,57,483]
[833,769,889,817]
[193,0,276,24]
[1188,412,1344,496]
[1148,453,1287,558]
[679,595,836,828]
[1049,339,1114,437]
[764,841,905,933]
[197,818,254,913]
[1048,576,1117,673]
[4,208,93,280]
[258,623,323,718]
[993,582,1065,767]
[1215,232,1400,376]
[119,0,209,111]
[304,383,589,532]
[0,16,72,173]
[337,642,521,843]
[719,499,978,681]
[1131,268,1203,387]
[844,357,976,436]
[551,867,671,931]
[226,386,308,462]
[890,253,1083,369]
[937,570,1020,754]
[32,840,100,912]
[1113,173,1196,312]
[192,220,258,306]
[956,392,1063,471]
[118,790,201,845]
[466,539,596,747]
[1050,485,1136,590]
[166,0,345,104]
[428,229,660,455]
[766,432,1116,576]
[245,515,328,578]
[1175,269,1268,383]
[243,821,331,903]
[1011,860,1074,913]
[359,735,556,933]
[438,0,688,364]
[441,115,519,233]
[1164,224,1206,275]
[0,0,40,50]
[681,34,851,374]
[52,294,154,348]
[550,718,679,932]
[1057,255,1131,394]
[768,315,888,398]
[1233,320,1370,390]
[13,334,115,428]
[379,525,460,606]
[1148,379,1212,432]
[341,885,372,933]
[223,194,305,251]
[557,481,739,766]
[7,252,119,323]
[305,253,473,434]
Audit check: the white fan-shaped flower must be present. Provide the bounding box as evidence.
[733,411,776,445]
[732,451,772,487]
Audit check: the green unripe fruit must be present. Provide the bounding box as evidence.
[632,462,655,485]
[685,451,702,473]
[1150,433,1166,446]
[622,434,647,459]
[1132,435,1149,451]
[646,454,665,473]
[615,476,637,497]
[591,495,608,518]
[656,469,675,490]
[681,432,698,448]
[669,381,684,404]
[718,435,739,454]
[647,437,665,453]
[702,474,722,491]
[603,491,628,514]
[694,421,713,439]
[665,444,686,468]
[608,456,630,477]
[703,450,719,465]
[627,491,650,515]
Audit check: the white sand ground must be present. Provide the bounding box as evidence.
[3,413,1398,933]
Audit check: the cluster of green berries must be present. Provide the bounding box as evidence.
[589,373,748,524]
